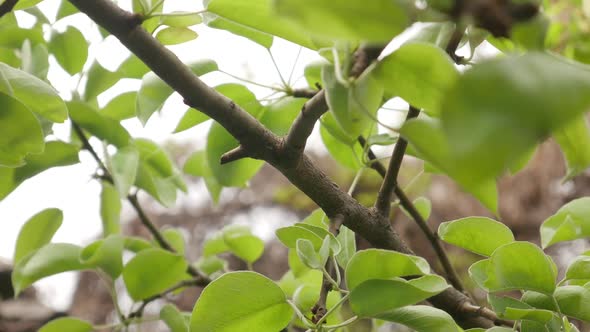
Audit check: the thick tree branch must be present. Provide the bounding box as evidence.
[72,121,208,281]
[68,0,493,327]
[374,106,420,216]
[0,0,18,19]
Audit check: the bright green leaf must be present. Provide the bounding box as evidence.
[259,97,306,136]
[162,228,186,255]
[346,249,430,290]
[110,146,139,197]
[540,197,590,248]
[296,238,322,269]
[335,225,356,269]
[99,181,121,236]
[202,12,273,49]
[12,243,87,296]
[80,235,124,278]
[84,61,121,101]
[21,40,49,79]
[49,27,88,75]
[438,217,514,256]
[375,42,458,115]
[376,305,461,332]
[117,55,150,79]
[68,102,131,147]
[565,254,590,282]
[555,284,590,322]
[13,208,62,264]
[160,12,203,27]
[190,271,292,332]
[160,304,188,332]
[156,27,198,45]
[554,116,590,181]
[174,108,210,133]
[276,225,324,250]
[350,275,449,317]
[122,248,188,301]
[39,317,92,332]
[183,150,222,202]
[101,92,137,121]
[223,226,264,263]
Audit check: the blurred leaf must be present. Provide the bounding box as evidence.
[222,225,264,263]
[68,102,131,147]
[162,228,186,255]
[39,317,92,332]
[438,217,514,256]
[183,150,222,202]
[206,0,316,49]
[320,113,363,170]
[335,225,356,269]
[174,108,210,133]
[553,116,590,181]
[13,208,62,264]
[0,141,79,200]
[346,249,430,290]
[156,27,198,45]
[0,63,67,123]
[191,271,292,331]
[49,27,88,75]
[99,181,121,236]
[161,12,203,27]
[117,55,150,79]
[376,43,457,116]
[56,0,78,20]
[540,197,590,248]
[21,40,49,79]
[565,254,590,282]
[0,93,44,167]
[160,304,188,332]
[101,92,137,121]
[84,61,121,101]
[202,12,273,49]
[12,243,87,296]
[273,0,412,43]
[80,235,124,278]
[122,248,188,301]
[260,97,306,136]
[110,145,139,197]
[554,285,590,322]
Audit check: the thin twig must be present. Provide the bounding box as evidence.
[462,303,515,328]
[445,24,467,64]
[72,121,207,280]
[220,145,249,164]
[0,0,18,19]
[359,136,465,292]
[374,106,420,217]
[128,278,206,318]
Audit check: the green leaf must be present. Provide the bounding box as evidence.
[0,63,67,122]
[122,248,188,301]
[555,285,590,322]
[39,317,92,332]
[0,141,79,200]
[554,116,590,181]
[183,150,222,202]
[375,42,458,116]
[13,208,62,264]
[136,59,218,125]
[276,225,324,250]
[438,217,514,256]
[540,197,590,248]
[202,231,229,257]
[223,225,264,263]
[124,236,154,253]
[296,238,323,269]
[0,93,44,167]
[376,305,461,332]
[48,27,88,75]
[335,225,356,269]
[194,255,227,276]
[190,271,292,332]
[160,12,203,27]
[80,235,124,279]
[206,84,264,187]
[206,0,316,49]
[160,304,188,332]
[304,60,325,88]
[401,117,498,214]
[202,12,273,49]
[13,0,44,10]
[440,53,590,185]
[162,228,186,255]
[21,40,49,79]
[0,24,44,49]
[156,27,198,45]
[488,294,555,323]
[468,242,556,294]
[101,92,137,121]
[346,249,430,290]
[83,61,121,101]
[99,181,121,236]
[56,0,78,21]
[110,146,139,197]
[320,112,363,170]
[322,65,383,137]
[174,108,210,133]
[273,0,413,43]
[565,254,590,282]
[288,249,310,278]
[68,102,131,147]
[12,243,87,296]
[350,275,449,316]
[260,97,306,136]
[117,55,150,79]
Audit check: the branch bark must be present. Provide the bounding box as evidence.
[0,0,18,19]
[68,0,493,327]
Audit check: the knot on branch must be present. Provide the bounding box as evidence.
[450,0,539,37]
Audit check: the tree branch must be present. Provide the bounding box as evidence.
[72,121,208,281]
[0,0,18,19]
[128,278,207,318]
[374,105,420,216]
[359,136,465,292]
[68,0,493,327]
